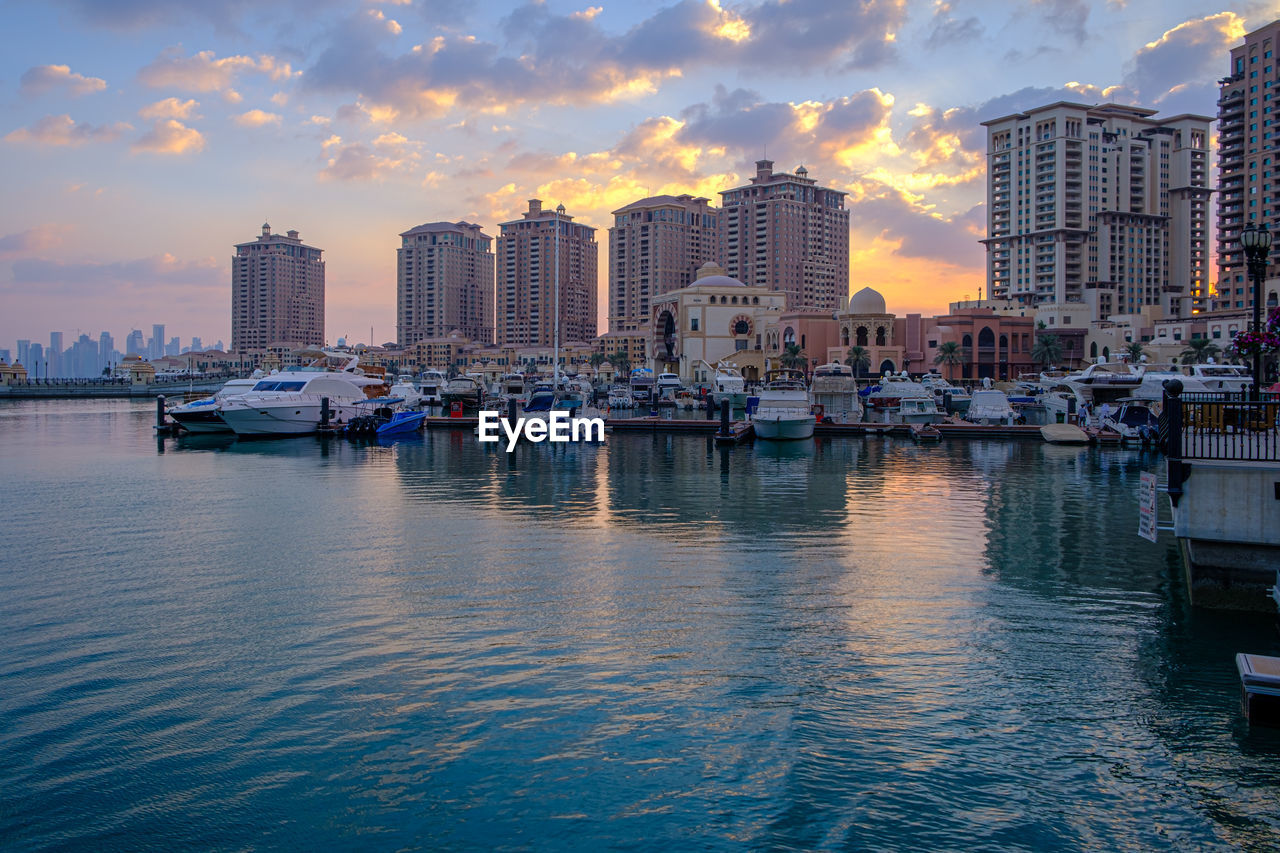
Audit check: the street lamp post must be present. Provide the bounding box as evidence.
[1239,223,1273,399]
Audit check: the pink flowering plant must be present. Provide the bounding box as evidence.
[1226,306,1280,358]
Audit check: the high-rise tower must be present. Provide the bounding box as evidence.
[718,161,849,312]
[496,200,597,347]
[982,102,1209,319]
[1217,20,1280,311]
[608,195,720,332]
[231,223,325,352]
[397,221,494,346]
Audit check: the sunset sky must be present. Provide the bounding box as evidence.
[0,0,1264,351]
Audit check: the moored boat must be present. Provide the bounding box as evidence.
[752,371,815,440]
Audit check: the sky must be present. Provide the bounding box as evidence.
[0,0,1271,352]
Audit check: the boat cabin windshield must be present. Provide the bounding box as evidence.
[251,380,306,392]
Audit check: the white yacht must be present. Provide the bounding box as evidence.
[809,362,862,424]
[656,372,682,399]
[630,368,655,404]
[1184,363,1253,394]
[419,370,446,406]
[168,372,263,433]
[966,389,1017,425]
[388,375,426,409]
[218,355,388,437]
[865,374,942,424]
[919,372,971,414]
[705,361,748,409]
[752,371,815,440]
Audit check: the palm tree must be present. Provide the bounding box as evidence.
[1123,341,1146,363]
[587,352,607,377]
[933,341,966,382]
[844,346,871,378]
[1030,333,1063,368]
[1180,338,1220,364]
[607,350,631,374]
[779,343,807,373]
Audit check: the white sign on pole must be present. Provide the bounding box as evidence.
[1138,470,1158,543]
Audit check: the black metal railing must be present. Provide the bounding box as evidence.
[1161,382,1280,464]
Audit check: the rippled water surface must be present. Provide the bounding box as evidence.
[3,398,1280,851]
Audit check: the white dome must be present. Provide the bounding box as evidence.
[693,261,745,287]
[848,286,886,314]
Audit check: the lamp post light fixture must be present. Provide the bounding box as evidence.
[1239,223,1273,398]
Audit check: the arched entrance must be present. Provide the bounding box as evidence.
[879,359,896,375]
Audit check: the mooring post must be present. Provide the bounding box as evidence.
[1163,378,1185,507]
[321,397,331,428]
[507,397,517,421]
[156,395,166,428]
[719,398,730,436]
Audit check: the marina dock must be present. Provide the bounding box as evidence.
[415,415,1071,441]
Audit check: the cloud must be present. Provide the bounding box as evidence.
[0,224,74,259]
[319,132,422,181]
[132,119,205,154]
[846,179,986,266]
[8,253,222,295]
[924,5,984,51]
[1033,0,1089,46]
[20,64,108,96]
[4,114,130,146]
[1122,12,1246,103]
[233,109,282,127]
[43,0,257,31]
[138,47,300,92]
[138,97,200,119]
[302,0,905,117]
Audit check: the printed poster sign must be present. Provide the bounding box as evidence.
[1138,471,1158,543]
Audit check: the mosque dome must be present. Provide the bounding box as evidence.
[848,286,887,314]
[693,261,745,287]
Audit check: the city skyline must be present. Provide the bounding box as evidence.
[0,0,1260,348]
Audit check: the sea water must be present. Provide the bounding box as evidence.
[2,398,1279,851]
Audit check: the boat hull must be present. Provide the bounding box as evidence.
[170,407,232,434]
[753,416,816,440]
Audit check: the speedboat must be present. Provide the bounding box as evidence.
[168,372,262,433]
[966,389,1016,425]
[752,371,815,440]
[442,374,484,411]
[1101,399,1160,444]
[810,362,862,424]
[606,386,634,409]
[217,354,388,437]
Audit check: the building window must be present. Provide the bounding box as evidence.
[690,318,699,332]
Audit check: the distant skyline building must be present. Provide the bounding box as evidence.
[17,340,30,368]
[982,101,1210,319]
[496,200,598,348]
[48,331,63,378]
[608,194,721,333]
[28,342,43,377]
[397,221,495,347]
[125,329,144,357]
[232,223,325,352]
[718,160,850,312]
[149,324,165,360]
[1217,19,1280,312]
